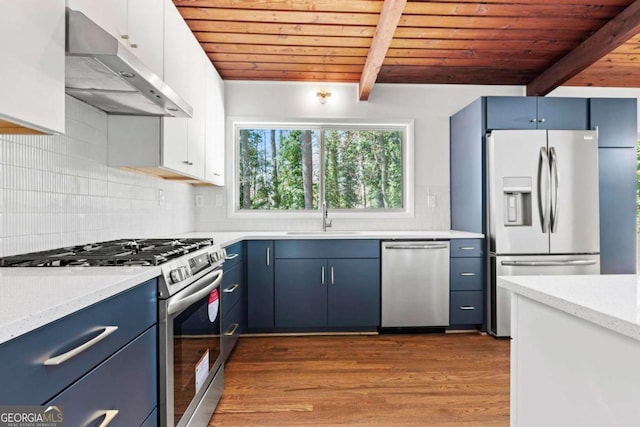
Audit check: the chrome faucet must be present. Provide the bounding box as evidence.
[322,201,332,231]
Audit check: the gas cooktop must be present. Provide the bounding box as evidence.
[0,238,214,267]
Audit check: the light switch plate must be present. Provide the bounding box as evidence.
[195,195,205,207]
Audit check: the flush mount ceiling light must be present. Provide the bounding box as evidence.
[316,90,332,104]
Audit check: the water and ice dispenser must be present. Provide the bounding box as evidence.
[503,177,532,226]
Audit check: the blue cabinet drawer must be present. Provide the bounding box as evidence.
[224,241,244,269]
[450,258,483,291]
[275,239,380,259]
[450,239,483,257]
[46,326,157,427]
[222,263,243,317]
[222,298,244,360]
[450,291,484,325]
[0,279,156,405]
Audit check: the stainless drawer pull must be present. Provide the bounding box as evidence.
[459,246,475,250]
[459,306,476,310]
[266,247,270,266]
[321,266,325,285]
[224,283,240,293]
[459,272,475,276]
[44,326,118,366]
[224,323,239,336]
[331,266,334,285]
[225,253,239,260]
[98,410,119,427]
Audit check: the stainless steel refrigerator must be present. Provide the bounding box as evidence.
[487,130,600,337]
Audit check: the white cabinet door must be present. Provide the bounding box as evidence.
[205,64,225,186]
[162,117,189,174]
[127,0,164,79]
[163,0,190,103]
[0,0,65,134]
[186,40,206,179]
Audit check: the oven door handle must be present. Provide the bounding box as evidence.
[167,269,223,316]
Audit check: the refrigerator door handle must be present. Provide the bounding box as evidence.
[500,259,598,267]
[537,146,550,233]
[549,146,559,233]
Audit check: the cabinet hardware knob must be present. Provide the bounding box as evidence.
[459,246,475,250]
[460,306,476,310]
[530,118,537,123]
[183,160,194,166]
[460,272,475,276]
[121,34,129,40]
[130,43,138,48]
[538,118,545,123]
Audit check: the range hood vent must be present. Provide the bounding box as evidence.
[65,8,192,118]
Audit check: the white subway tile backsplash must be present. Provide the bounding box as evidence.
[0,96,194,257]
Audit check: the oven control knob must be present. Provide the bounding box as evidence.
[170,266,188,284]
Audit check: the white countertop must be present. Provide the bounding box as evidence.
[176,230,484,247]
[0,267,159,345]
[0,230,482,345]
[498,274,640,342]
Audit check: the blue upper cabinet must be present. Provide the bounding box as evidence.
[486,96,588,130]
[590,98,638,147]
[537,97,588,130]
[486,97,538,129]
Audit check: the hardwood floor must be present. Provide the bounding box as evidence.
[209,334,510,426]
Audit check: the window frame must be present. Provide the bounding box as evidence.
[229,118,415,219]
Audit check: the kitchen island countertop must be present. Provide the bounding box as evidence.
[498,274,640,342]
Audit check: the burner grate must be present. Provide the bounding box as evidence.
[0,238,213,267]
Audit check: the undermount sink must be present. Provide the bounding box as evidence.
[285,231,363,235]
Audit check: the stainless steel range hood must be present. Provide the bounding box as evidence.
[65,8,192,117]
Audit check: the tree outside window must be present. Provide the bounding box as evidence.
[238,126,404,211]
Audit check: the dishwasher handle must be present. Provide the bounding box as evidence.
[384,243,448,250]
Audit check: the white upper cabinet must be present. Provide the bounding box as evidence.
[67,0,164,79]
[0,0,65,134]
[163,0,190,103]
[186,38,207,179]
[205,64,225,186]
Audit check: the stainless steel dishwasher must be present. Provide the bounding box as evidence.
[381,241,450,328]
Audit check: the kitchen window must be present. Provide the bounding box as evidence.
[233,122,412,216]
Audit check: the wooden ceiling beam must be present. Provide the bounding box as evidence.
[527,0,640,96]
[358,0,407,101]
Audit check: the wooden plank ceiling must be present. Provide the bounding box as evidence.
[174,0,640,98]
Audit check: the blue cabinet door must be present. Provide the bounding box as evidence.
[537,97,588,130]
[275,259,327,328]
[46,326,157,427]
[590,98,637,147]
[247,240,274,330]
[599,148,637,274]
[327,258,380,327]
[486,97,537,130]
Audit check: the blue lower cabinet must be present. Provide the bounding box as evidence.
[450,292,483,325]
[275,257,380,329]
[46,326,157,427]
[327,258,380,327]
[141,408,157,427]
[247,240,274,330]
[222,297,244,361]
[275,259,327,328]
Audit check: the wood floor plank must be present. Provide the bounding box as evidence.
[209,334,510,426]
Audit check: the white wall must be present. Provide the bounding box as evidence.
[194,82,524,232]
[0,96,195,257]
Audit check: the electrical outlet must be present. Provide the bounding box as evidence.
[158,189,165,206]
[195,195,205,207]
[427,194,437,208]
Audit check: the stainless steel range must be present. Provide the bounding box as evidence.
[0,238,227,427]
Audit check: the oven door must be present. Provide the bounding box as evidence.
[159,268,224,427]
